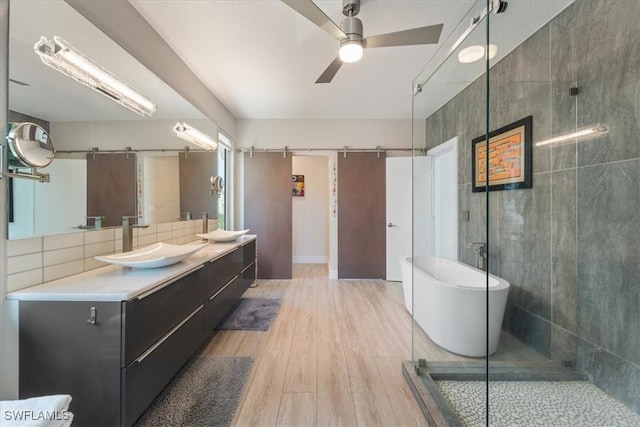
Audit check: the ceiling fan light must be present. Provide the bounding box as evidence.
[458,45,484,63]
[458,44,499,64]
[339,40,363,63]
[487,44,498,60]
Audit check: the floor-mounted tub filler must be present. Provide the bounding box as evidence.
[401,256,510,357]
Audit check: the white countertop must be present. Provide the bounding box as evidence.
[6,236,256,302]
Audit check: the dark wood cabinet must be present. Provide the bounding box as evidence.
[18,238,257,426]
[19,301,122,426]
[122,306,205,426]
[200,246,242,298]
[123,265,205,366]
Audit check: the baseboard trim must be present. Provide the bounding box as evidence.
[292,256,328,264]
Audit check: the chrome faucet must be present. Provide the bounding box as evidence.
[466,242,487,270]
[87,216,105,229]
[122,216,149,252]
[202,212,210,237]
[74,216,105,230]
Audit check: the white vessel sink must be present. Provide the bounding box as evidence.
[197,229,250,242]
[95,242,207,268]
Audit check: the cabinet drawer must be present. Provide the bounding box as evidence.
[204,275,240,333]
[122,306,204,426]
[203,263,253,334]
[239,261,257,290]
[242,240,256,269]
[122,265,204,366]
[201,247,242,298]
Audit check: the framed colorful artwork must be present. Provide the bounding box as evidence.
[471,115,533,192]
[292,175,305,196]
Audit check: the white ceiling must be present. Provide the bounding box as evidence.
[130,0,477,120]
[129,0,574,121]
[8,0,574,123]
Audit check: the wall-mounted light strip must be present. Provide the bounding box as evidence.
[34,36,157,116]
[535,123,609,147]
[174,123,218,150]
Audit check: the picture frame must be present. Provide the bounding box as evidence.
[471,115,533,192]
[292,175,305,196]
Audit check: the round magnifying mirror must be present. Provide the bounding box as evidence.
[212,175,224,192]
[6,122,55,168]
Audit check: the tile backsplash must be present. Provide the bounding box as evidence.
[6,219,217,292]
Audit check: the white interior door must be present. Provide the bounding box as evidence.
[429,137,458,260]
[385,157,413,281]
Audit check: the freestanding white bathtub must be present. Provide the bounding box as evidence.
[401,255,510,357]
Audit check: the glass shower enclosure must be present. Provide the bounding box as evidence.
[407,0,640,425]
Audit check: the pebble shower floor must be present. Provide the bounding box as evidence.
[436,380,640,427]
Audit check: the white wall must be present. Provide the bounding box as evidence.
[8,160,87,239]
[236,119,412,150]
[34,159,87,236]
[292,156,329,264]
[51,119,218,151]
[142,155,180,224]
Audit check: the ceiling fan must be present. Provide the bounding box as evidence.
[282,0,443,83]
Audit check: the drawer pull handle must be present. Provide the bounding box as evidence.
[240,262,256,275]
[86,306,97,325]
[134,305,203,364]
[208,275,238,300]
[136,265,204,300]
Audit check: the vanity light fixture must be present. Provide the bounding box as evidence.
[535,123,610,147]
[458,44,498,63]
[174,123,218,150]
[34,36,157,116]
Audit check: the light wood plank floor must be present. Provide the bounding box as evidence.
[201,264,548,426]
[202,264,429,427]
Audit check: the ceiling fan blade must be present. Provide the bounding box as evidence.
[315,56,343,84]
[281,0,346,40]
[364,24,444,48]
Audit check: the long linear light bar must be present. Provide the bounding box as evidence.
[174,123,218,150]
[535,123,609,147]
[34,36,157,116]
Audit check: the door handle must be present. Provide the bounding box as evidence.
[387,222,395,228]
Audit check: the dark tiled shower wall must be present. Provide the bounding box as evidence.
[423,0,640,413]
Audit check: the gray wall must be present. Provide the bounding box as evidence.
[423,0,640,413]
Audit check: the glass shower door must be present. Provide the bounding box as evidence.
[485,0,640,425]
[404,0,640,425]
[410,1,491,424]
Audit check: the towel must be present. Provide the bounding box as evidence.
[0,394,73,427]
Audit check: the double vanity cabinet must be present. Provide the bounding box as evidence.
[10,237,257,426]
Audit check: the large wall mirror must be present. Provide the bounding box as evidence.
[7,0,219,239]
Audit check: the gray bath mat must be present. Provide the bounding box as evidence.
[216,298,281,331]
[135,356,253,427]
